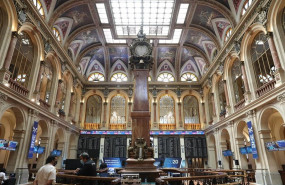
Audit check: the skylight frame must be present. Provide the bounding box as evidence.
[109,0,176,37]
[159,29,182,44]
[103,29,126,43]
[96,3,109,24]
[176,3,189,24]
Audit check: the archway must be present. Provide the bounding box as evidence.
[236,121,256,170]
[0,107,25,172]
[220,129,232,169]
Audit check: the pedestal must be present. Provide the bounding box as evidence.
[121,158,162,182]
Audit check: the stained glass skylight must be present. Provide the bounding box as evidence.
[109,0,175,36]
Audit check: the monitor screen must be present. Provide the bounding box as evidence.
[103,158,122,168]
[0,140,8,150]
[246,146,252,154]
[33,146,39,153]
[6,141,18,151]
[163,158,182,168]
[265,142,279,151]
[276,140,285,148]
[223,150,233,156]
[239,147,247,154]
[37,147,45,154]
[51,149,62,156]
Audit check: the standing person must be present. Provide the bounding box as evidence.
[74,152,96,176]
[0,168,7,185]
[33,156,58,185]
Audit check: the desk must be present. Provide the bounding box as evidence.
[56,173,120,185]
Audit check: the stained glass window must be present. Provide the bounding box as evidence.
[110,95,126,124]
[159,95,175,124]
[241,0,253,16]
[157,72,174,82]
[111,72,128,82]
[183,96,199,124]
[224,27,232,42]
[32,0,44,17]
[86,95,102,123]
[88,73,105,82]
[53,27,61,42]
[181,73,198,82]
[251,32,275,87]
[231,60,245,103]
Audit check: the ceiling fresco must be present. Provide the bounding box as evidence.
[41,0,251,82]
[109,47,129,67]
[191,5,225,34]
[60,4,93,34]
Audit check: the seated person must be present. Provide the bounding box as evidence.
[74,152,96,176]
[98,162,108,177]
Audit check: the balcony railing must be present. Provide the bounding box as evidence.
[184,123,201,130]
[39,99,50,109]
[256,79,276,98]
[159,123,176,130]
[9,79,29,96]
[234,98,245,111]
[109,123,126,130]
[84,123,100,130]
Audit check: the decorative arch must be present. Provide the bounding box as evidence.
[110,59,128,80]
[86,60,105,77]
[53,17,73,44]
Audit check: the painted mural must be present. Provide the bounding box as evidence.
[185,30,212,54]
[54,20,71,39]
[233,0,243,13]
[216,0,230,10]
[85,48,105,67]
[61,4,93,33]
[192,5,225,34]
[74,29,100,52]
[157,47,177,67]
[43,0,52,12]
[109,47,129,67]
[55,0,68,9]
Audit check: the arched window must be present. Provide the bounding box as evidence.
[10,32,34,89]
[110,95,126,124]
[85,95,102,123]
[251,32,275,87]
[231,60,245,103]
[224,27,232,42]
[32,0,44,17]
[208,90,214,123]
[241,0,253,16]
[111,72,128,82]
[183,96,199,124]
[218,79,226,113]
[39,60,53,103]
[157,72,175,82]
[53,27,61,42]
[159,95,175,124]
[88,73,105,82]
[181,72,198,82]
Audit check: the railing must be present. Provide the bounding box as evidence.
[184,123,201,130]
[84,123,100,130]
[159,123,176,130]
[109,123,126,130]
[256,79,276,98]
[234,98,245,111]
[39,99,50,109]
[9,78,29,96]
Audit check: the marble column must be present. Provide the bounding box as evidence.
[56,142,65,169]
[0,32,18,84]
[220,142,230,169]
[240,61,251,103]
[267,32,285,85]
[211,93,216,116]
[79,102,84,128]
[34,61,45,102]
[223,80,230,107]
[128,101,132,128]
[102,101,107,128]
[235,138,247,169]
[177,101,183,128]
[68,92,75,117]
[36,137,49,169]
[207,145,217,169]
[153,98,157,129]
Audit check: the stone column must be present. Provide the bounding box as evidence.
[177,101,183,128]
[153,98,157,129]
[128,101,132,128]
[235,138,247,169]
[79,102,84,129]
[267,32,285,86]
[220,142,230,169]
[55,79,63,108]
[68,143,78,159]
[240,61,251,103]
[102,101,107,128]
[0,32,18,84]
[56,142,65,169]
[34,61,45,100]
[211,93,216,117]
[223,80,230,107]
[36,137,49,169]
[68,92,75,117]
[207,145,217,169]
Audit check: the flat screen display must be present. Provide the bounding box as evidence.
[276,140,285,148]
[37,147,45,154]
[222,150,233,156]
[163,158,182,168]
[6,141,17,151]
[0,140,8,150]
[51,149,62,156]
[265,142,279,151]
[246,146,252,154]
[239,147,247,154]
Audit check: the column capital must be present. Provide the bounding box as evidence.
[246,109,256,118]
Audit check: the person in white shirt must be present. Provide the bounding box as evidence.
[33,156,58,185]
[0,168,7,185]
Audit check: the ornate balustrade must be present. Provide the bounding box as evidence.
[109,123,126,130]
[159,123,176,130]
[39,99,50,109]
[234,98,245,111]
[84,123,100,130]
[9,78,29,96]
[184,123,201,130]
[256,79,276,97]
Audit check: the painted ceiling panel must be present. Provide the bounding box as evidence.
[233,0,243,13]
[55,0,70,10]
[61,4,93,34]
[109,47,129,67]
[83,48,105,67]
[192,5,225,34]
[72,29,100,53]
[43,0,52,12]
[157,47,177,68]
[185,30,214,54]
[216,0,230,10]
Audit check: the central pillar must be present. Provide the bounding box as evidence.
[131,69,151,147]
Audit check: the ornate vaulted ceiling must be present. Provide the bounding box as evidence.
[39,0,245,82]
